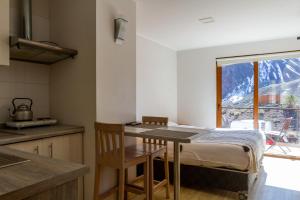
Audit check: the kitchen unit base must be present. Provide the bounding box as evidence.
[24,180,78,200]
[0,146,88,200]
[0,125,84,200]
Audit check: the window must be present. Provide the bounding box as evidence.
[221,62,254,129]
[217,53,300,157]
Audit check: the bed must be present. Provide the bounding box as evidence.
[137,126,265,200]
[168,127,265,172]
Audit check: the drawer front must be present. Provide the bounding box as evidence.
[7,140,41,155]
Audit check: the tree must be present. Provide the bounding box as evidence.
[283,95,298,130]
[285,95,298,108]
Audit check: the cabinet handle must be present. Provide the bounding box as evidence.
[33,146,39,155]
[48,143,53,158]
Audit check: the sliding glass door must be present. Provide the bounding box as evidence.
[219,62,255,129]
[217,55,300,157]
[258,59,300,150]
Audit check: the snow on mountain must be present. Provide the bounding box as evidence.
[222,58,300,106]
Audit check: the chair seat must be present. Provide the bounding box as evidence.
[125,148,147,161]
[97,148,148,168]
[265,132,289,143]
[124,147,149,168]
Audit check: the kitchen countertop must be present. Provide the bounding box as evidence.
[0,125,84,145]
[0,146,89,200]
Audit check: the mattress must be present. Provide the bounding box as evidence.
[168,127,265,172]
[136,138,253,171]
[168,142,251,171]
[137,125,265,172]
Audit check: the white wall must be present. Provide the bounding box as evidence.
[50,0,136,198]
[49,0,96,200]
[96,0,136,195]
[178,37,300,128]
[97,0,136,124]
[136,36,177,122]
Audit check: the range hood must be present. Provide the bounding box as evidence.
[10,0,78,65]
[10,37,78,65]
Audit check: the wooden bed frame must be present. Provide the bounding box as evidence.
[137,158,260,200]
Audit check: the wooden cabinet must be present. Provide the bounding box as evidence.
[0,0,9,66]
[6,133,84,200]
[7,140,41,155]
[46,134,83,163]
[7,133,83,162]
[41,134,84,200]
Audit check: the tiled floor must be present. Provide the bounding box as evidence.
[129,157,300,200]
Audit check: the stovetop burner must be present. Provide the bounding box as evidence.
[5,119,58,129]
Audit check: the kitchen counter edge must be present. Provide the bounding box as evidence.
[0,125,85,146]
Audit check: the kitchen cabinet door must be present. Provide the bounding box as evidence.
[43,133,84,200]
[7,140,41,155]
[44,133,83,163]
[0,0,9,66]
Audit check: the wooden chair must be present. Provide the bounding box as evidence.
[94,122,150,200]
[137,116,170,199]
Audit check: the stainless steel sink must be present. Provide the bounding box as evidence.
[0,153,30,169]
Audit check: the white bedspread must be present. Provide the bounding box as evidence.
[166,128,266,172]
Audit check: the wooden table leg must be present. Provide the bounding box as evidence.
[173,142,180,200]
[149,155,154,200]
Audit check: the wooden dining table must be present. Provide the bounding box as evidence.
[125,125,202,200]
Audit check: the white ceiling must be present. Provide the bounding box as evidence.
[136,0,300,51]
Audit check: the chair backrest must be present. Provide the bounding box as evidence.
[142,116,168,145]
[281,118,292,133]
[142,116,168,126]
[95,122,125,167]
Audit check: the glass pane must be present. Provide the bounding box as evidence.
[222,62,254,128]
[259,58,300,155]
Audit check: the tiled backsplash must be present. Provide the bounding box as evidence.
[0,61,50,123]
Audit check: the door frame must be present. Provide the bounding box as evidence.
[216,62,259,128]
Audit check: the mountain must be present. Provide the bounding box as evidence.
[222,58,300,106]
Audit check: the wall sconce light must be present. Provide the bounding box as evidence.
[114,17,128,45]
